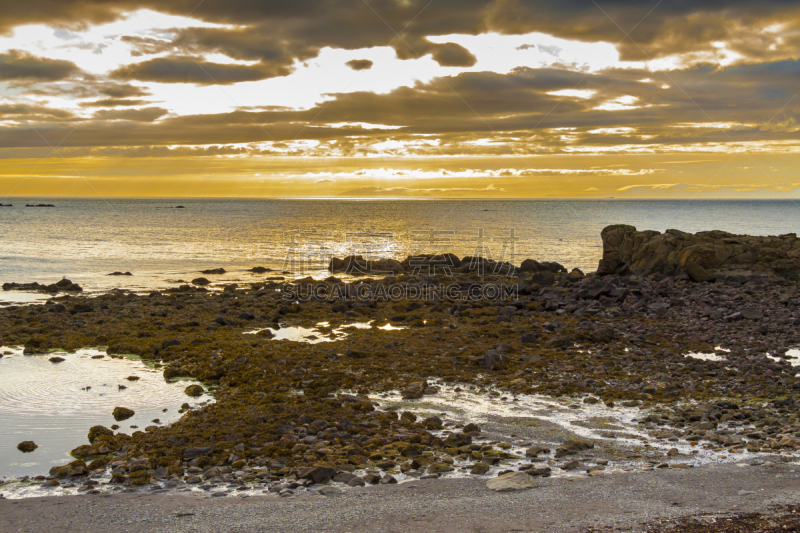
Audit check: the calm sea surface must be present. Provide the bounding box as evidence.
[1,198,799,300]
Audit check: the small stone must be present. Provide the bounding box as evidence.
[49,356,65,363]
[347,477,366,487]
[318,486,342,495]
[561,460,585,471]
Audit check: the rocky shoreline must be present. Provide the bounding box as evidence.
[0,225,799,512]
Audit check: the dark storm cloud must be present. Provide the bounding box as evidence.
[110,56,291,84]
[4,1,799,78]
[0,103,74,120]
[346,59,373,71]
[0,50,80,81]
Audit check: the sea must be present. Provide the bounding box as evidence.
[1,198,799,303]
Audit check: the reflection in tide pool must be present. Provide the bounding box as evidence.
[244,320,406,343]
[0,347,213,478]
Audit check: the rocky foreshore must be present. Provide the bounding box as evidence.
[1,225,799,502]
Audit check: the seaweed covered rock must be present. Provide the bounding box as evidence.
[49,459,88,478]
[87,425,114,442]
[112,407,135,421]
[184,384,204,397]
[2,278,82,293]
[17,441,37,453]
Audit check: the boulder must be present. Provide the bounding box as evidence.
[486,471,537,491]
[184,384,204,397]
[183,447,214,460]
[299,466,336,484]
[686,262,714,282]
[112,407,135,421]
[597,225,800,279]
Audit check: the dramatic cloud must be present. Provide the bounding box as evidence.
[110,56,291,85]
[0,49,80,81]
[1,1,799,197]
[93,107,168,122]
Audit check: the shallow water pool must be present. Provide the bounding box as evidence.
[0,346,213,478]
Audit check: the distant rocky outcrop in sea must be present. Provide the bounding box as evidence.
[598,224,800,281]
[2,278,82,293]
[328,254,567,276]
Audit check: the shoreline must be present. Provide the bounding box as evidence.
[1,462,799,533]
[2,225,800,529]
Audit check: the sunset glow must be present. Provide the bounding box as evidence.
[1,1,799,198]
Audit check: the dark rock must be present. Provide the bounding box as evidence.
[184,385,204,397]
[17,441,38,453]
[530,271,555,286]
[363,473,381,484]
[333,472,357,483]
[471,462,491,475]
[248,266,271,273]
[238,312,255,320]
[686,262,714,282]
[183,447,214,460]
[299,466,336,484]
[192,278,210,286]
[112,407,135,421]
[483,350,507,370]
[201,268,226,275]
[108,272,133,276]
[597,224,800,279]
[347,476,366,487]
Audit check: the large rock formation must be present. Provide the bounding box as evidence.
[597,224,800,280]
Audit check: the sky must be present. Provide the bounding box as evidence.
[0,0,799,198]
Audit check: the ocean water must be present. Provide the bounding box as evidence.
[1,198,799,300]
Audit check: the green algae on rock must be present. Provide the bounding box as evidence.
[112,407,135,421]
[184,384,204,397]
[2,240,800,489]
